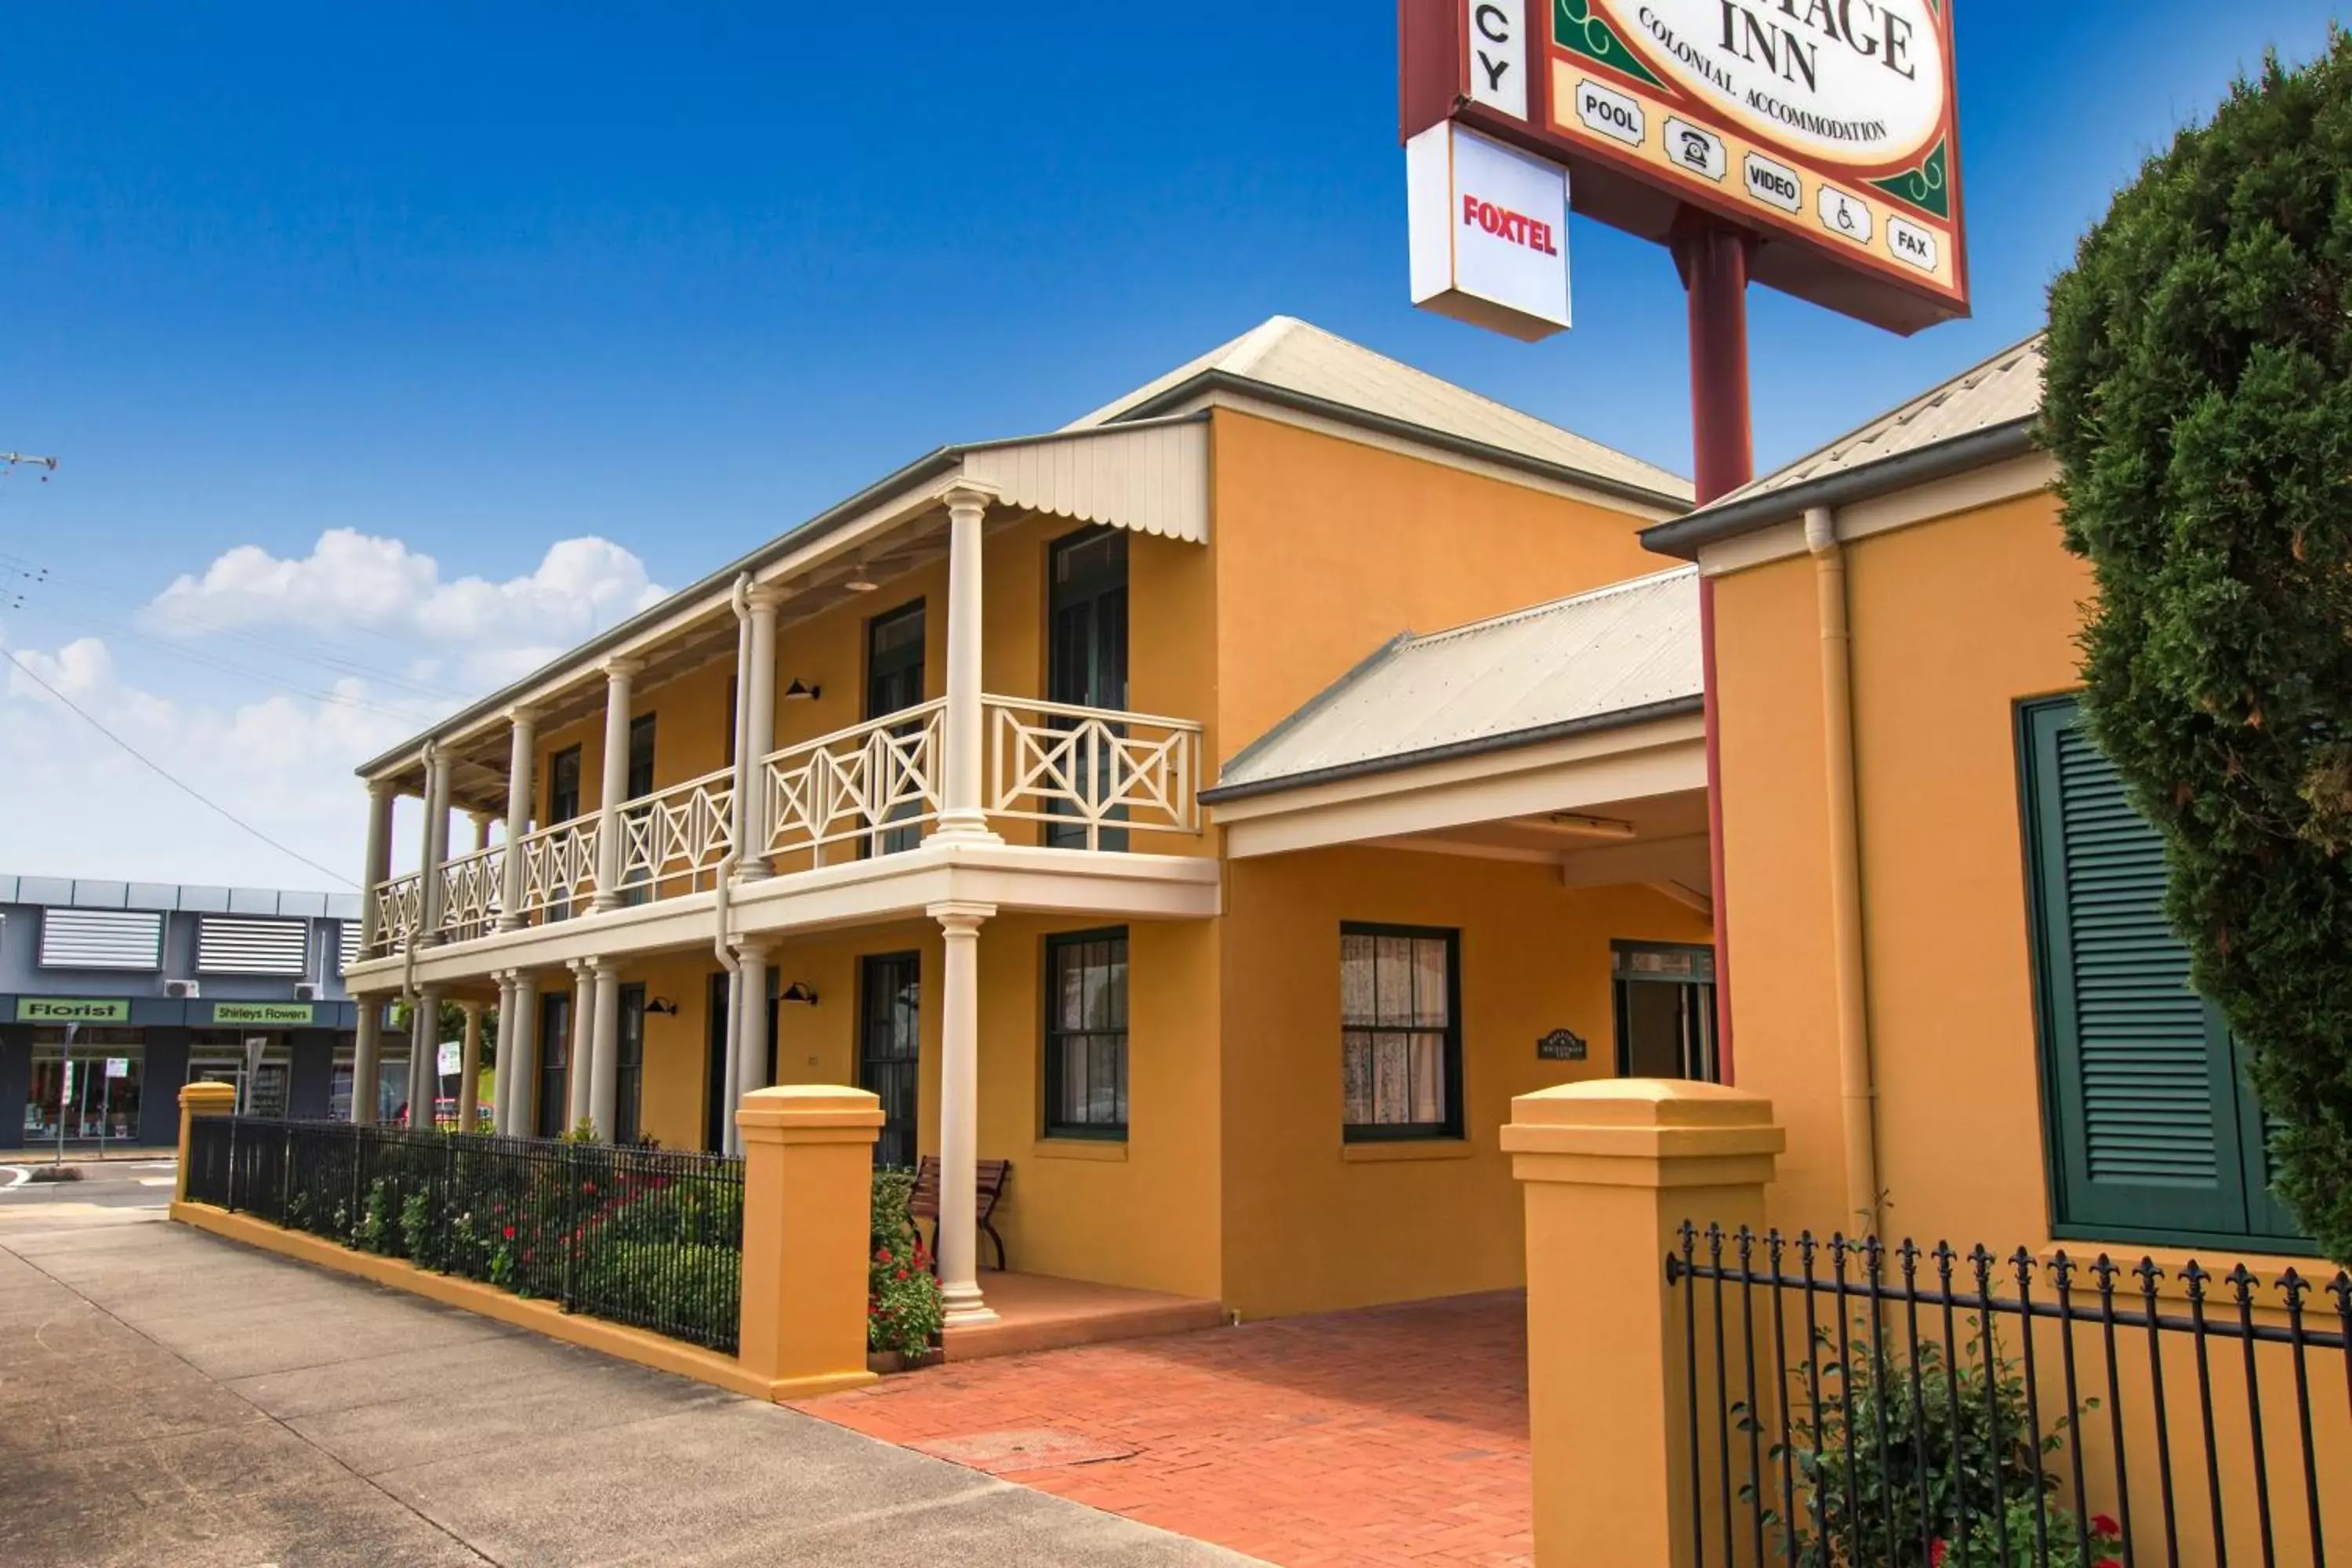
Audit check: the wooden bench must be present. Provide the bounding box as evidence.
[909,1156,1011,1272]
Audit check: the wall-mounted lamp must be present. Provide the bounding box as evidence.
[644,996,680,1017]
[782,679,822,702]
[779,982,819,1006]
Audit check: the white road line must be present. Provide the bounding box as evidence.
[1,1167,27,1190]
[136,1178,177,1188]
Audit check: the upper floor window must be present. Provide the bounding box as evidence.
[1341,924,1462,1142]
[627,713,656,800]
[1044,928,1128,1139]
[2019,696,2306,1251]
[1047,527,1130,852]
[549,745,583,825]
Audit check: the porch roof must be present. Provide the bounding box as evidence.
[1203,568,1702,804]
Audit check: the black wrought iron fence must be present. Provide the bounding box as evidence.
[183,1116,745,1355]
[1668,1224,2352,1568]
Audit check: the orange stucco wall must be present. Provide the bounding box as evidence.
[1207,409,1675,762]
[1218,846,1710,1319]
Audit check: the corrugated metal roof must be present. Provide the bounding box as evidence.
[1210,568,1701,799]
[1071,316,1693,503]
[1708,333,2044,511]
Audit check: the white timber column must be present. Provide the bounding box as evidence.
[457,1000,485,1130]
[590,959,622,1139]
[931,900,997,1325]
[488,974,516,1133]
[420,747,454,943]
[351,779,397,1126]
[717,965,744,1155]
[934,486,1002,844]
[350,1000,383,1126]
[741,586,782,878]
[507,971,539,1136]
[468,811,492,854]
[591,657,642,913]
[566,960,597,1134]
[411,984,445,1127]
[498,707,536,931]
[732,938,772,1152]
[358,779,396,956]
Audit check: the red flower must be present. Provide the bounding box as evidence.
[583,1181,597,1195]
[876,1247,893,1265]
[895,1269,909,1281]
[1928,1541,1947,1568]
[2096,1559,2123,1568]
[2091,1516,2121,1539]
[503,1225,516,1240]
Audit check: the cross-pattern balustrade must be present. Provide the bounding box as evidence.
[618,767,735,894]
[985,695,1200,847]
[518,817,600,919]
[370,873,423,957]
[436,847,503,943]
[761,699,946,858]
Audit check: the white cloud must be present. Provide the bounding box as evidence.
[145,529,668,691]
[0,532,668,887]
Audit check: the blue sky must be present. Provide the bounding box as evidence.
[0,1,2343,887]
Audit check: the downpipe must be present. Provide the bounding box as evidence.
[1807,505,1881,1236]
[713,573,755,1156]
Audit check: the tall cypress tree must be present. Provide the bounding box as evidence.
[2045,31,2352,1263]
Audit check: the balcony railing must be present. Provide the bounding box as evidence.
[437,845,503,943]
[619,767,735,894]
[370,874,423,958]
[761,699,946,858]
[985,695,1201,847]
[518,816,599,919]
[361,696,1203,960]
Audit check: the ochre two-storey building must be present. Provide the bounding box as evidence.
[345,318,1715,1324]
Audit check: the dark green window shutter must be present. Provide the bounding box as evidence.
[2019,698,2304,1247]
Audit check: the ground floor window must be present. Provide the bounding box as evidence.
[1044,928,1128,1138]
[1341,924,1462,1142]
[859,952,921,1168]
[538,992,572,1139]
[2018,695,2304,1250]
[24,1029,144,1142]
[1611,943,1719,1083]
[615,983,646,1145]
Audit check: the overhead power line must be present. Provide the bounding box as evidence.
[0,642,356,888]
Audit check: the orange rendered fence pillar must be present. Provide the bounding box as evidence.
[175,1080,238,1205]
[735,1084,883,1400]
[1503,1080,1783,1568]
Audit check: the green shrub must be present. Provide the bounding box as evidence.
[867,1167,943,1359]
[1772,1318,2090,1568]
[2044,29,2352,1263]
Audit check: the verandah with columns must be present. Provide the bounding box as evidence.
[342,478,1218,1330]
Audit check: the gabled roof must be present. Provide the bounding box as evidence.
[1074,315,1693,506]
[1204,568,1702,803]
[1642,332,2045,559]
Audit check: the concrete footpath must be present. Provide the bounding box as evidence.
[0,1200,1263,1567]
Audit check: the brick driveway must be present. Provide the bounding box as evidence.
[795,1290,1531,1568]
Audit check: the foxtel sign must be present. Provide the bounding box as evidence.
[1407,121,1572,342]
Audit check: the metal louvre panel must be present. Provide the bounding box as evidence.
[337,921,361,975]
[197,916,309,976]
[38,908,164,971]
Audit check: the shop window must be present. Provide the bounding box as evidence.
[1612,942,1720,1083]
[2018,696,2306,1250]
[1044,929,1128,1138]
[24,1028,144,1142]
[1341,924,1462,1142]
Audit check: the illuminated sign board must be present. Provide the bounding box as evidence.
[1407,121,1573,340]
[1402,0,1967,335]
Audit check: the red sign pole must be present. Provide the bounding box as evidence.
[1670,209,1753,1083]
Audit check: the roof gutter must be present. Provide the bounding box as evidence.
[1639,415,2040,561]
[1112,370,1696,514]
[1200,693,1705,805]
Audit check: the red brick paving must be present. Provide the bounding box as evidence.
[793,1290,1531,1568]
